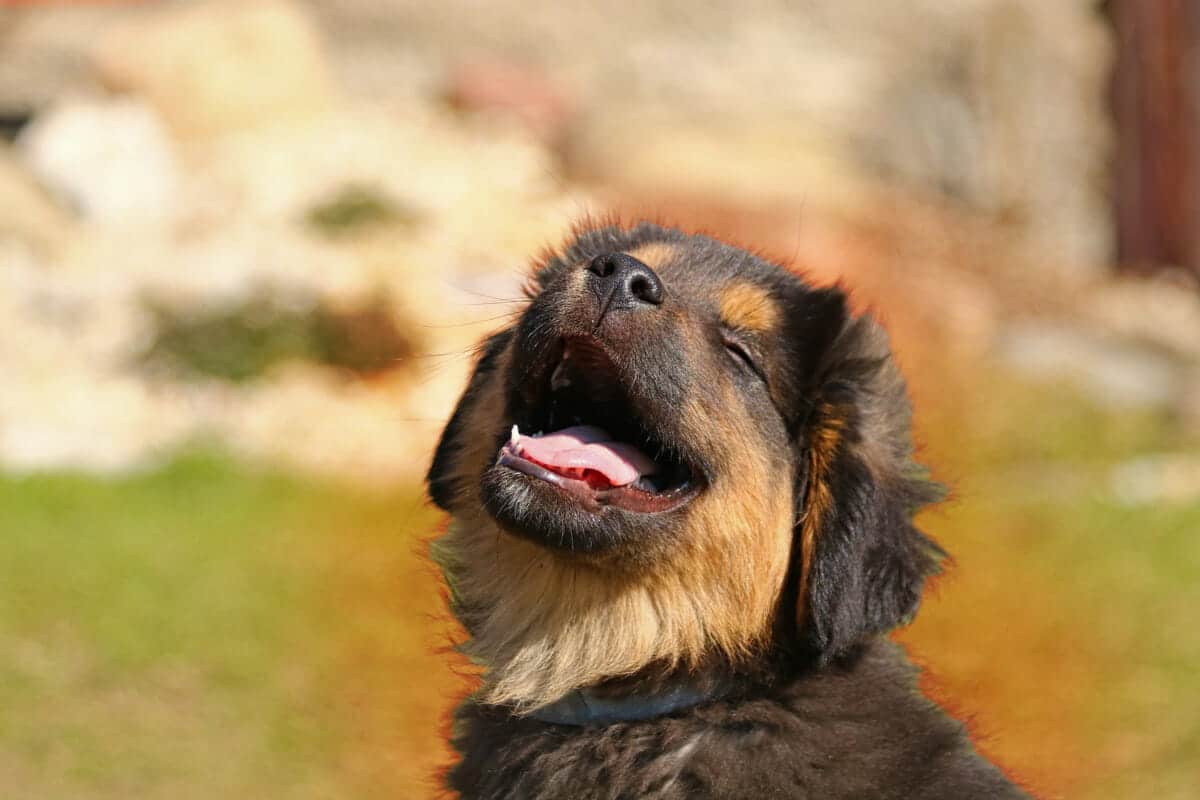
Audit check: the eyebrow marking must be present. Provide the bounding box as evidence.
[718,283,779,333]
[625,242,678,270]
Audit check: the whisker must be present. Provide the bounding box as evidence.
[418,310,522,329]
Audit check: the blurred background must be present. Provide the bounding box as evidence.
[0,1,1197,797]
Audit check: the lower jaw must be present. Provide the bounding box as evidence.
[478,464,698,561]
[496,449,698,514]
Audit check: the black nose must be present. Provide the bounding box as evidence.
[586,253,664,307]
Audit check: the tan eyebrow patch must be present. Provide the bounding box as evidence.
[625,242,678,270]
[719,283,779,333]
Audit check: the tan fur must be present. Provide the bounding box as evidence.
[718,283,779,334]
[797,403,844,622]
[433,371,795,711]
[626,242,678,271]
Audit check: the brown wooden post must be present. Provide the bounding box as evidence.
[1111,0,1200,278]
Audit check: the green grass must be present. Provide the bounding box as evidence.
[1019,498,1200,800]
[140,293,418,383]
[304,184,419,237]
[903,374,1200,799]
[913,483,1200,799]
[0,452,452,799]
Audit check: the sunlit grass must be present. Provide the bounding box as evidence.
[0,453,456,799]
[901,373,1200,800]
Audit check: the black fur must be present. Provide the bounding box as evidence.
[798,315,948,658]
[428,329,512,511]
[447,641,1026,800]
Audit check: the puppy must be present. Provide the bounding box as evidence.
[428,221,1029,799]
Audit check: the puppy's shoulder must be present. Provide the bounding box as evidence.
[447,642,1029,800]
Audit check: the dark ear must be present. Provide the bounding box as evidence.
[791,303,946,659]
[427,330,512,511]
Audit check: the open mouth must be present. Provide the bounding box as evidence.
[496,337,700,514]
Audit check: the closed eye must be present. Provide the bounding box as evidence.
[722,333,766,382]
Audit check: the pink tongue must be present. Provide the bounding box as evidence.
[514,425,658,487]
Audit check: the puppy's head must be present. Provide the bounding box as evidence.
[429,221,944,709]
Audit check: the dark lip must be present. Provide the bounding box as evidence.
[496,445,701,515]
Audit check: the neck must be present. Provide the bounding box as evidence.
[525,672,732,726]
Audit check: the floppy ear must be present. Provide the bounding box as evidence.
[427,330,513,511]
[790,300,946,660]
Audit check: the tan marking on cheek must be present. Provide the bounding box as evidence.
[719,283,779,334]
[676,386,733,466]
[677,367,760,470]
[626,243,678,271]
[680,431,794,649]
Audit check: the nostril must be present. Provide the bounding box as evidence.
[629,275,650,302]
[588,254,616,278]
[627,272,663,305]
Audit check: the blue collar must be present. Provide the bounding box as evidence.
[527,681,722,726]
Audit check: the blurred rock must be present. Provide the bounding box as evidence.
[445,61,574,143]
[2,0,1115,274]
[1111,454,1200,506]
[0,5,139,111]
[852,0,1113,277]
[1079,277,1200,362]
[190,106,572,241]
[0,244,188,473]
[309,0,1114,276]
[0,142,74,253]
[93,0,334,139]
[219,365,429,486]
[996,322,1182,410]
[16,97,180,225]
[0,94,579,482]
[565,114,874,212]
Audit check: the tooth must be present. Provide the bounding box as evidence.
[510,425,519,445]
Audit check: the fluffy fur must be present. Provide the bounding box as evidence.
[428,220,1029,799]
[450,641,1021,800]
